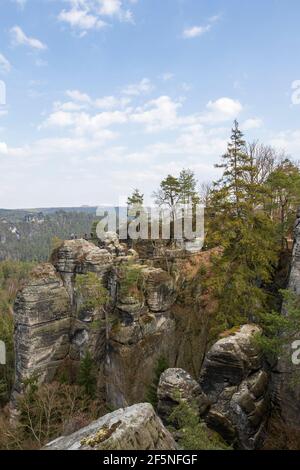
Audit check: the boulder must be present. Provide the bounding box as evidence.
[157,368,210,422]
[199,325,270,449]
[44,403,177,450]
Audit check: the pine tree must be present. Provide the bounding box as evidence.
[78,351,96,398]
[127,189,144,208]
[266,159,300,248]
[179,169,199,205]
[207,121,279,334]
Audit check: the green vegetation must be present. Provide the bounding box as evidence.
[255,289,300,357]
[78,351,97,398]
[127,189,144,208]
[118,262,143,298]
[153,169,199,210]
[168,401,230,450]
[198,121,300,339]
[146,356,169,408]
[0,210,96,262]
[205,121,279,334]
[75,272,109,313]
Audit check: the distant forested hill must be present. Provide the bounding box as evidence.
[0,208,98,262]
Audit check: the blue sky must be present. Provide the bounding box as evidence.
[0,0,299,208]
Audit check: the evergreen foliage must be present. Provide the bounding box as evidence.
[168,401,230,450]
[146,356,169,408]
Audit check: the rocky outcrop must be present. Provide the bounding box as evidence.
[199,325,270,449]
[44,403,176,450]
[157,368,210,423]
[12,238,179,409]
[106,265,176,408]
[13,263,72,398]
[272,209,300,434]
[52,239,113,300]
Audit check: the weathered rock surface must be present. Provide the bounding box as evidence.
[199,325,270,449]
[157,368,210,422]
[12,238,178,409]
[106,265,176,408]
[44,403,176,450]
[13,263,71,396]
[272,209,300,433]
[13,241,114,401]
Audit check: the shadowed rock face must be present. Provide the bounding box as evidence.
[44,403,176,450]
[272,210,300,433]
[157,368,210,423]
[199,325,270,449]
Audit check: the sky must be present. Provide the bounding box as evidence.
[0,0,300,209]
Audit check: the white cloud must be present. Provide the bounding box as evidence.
[0,53,11,73]
[58,8,106,31]
[242,117,263,130]
[183,25,211,38]
[98,0,122,16]
[269,129,300,156]
[122,78,154,96]
[58,0,136,34]
[95,95,131,109]
[41,90,243,138]
[0,142,8,154]
[2,82,250,207]
[66,89,92,103]
[65,90,130,109]
[131,96,182,132]
[204,97,243,123]
[182,13,220,39]
[10,26,47,50]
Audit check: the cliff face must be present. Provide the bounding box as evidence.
[107,265,176,408]
[13,263,72,395]
[272,209,300,433]
[12,237,213,408]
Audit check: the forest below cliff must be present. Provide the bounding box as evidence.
[0,209,97,262]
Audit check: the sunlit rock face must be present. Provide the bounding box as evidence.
[199,325,270,450]
[44,403,177,451]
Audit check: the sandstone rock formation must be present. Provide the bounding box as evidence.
[44,403,176,450]
[12,238,180,408]
[199,325,270,449]
[13,263,72,398]
[106,265,176,408]
[157,368,210,423]
[272,208,300,434]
